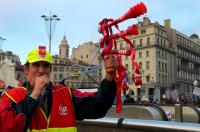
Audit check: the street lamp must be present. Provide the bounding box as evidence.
[0,37,6,50]
[41,12,60,53]
[140,69,146,96]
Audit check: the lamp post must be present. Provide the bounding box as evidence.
[0,37,6,50]
[141,69,146,97]
[41,12,60,53]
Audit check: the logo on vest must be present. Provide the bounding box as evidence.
[59,104,68,116]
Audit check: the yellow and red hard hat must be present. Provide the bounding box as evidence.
[25,46,52,64]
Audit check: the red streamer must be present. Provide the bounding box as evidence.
[98,2,147,113]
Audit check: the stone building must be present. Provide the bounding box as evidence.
[118,17,200,102]
[51,36,101,88]
[0,50,24,86]
[70,41,99,65]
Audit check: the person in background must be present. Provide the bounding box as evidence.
[170,83,179,104]
[124,94,135,104]
[0,46,117,132]
[0,80,6,103]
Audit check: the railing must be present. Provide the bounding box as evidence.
[77,117,200,132]
[106,105,166,121]
[106,104,200,123]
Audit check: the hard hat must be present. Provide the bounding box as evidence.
[25,46,52,64]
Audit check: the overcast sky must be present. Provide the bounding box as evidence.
[0,0,200,63]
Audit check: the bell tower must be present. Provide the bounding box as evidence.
[59,35,69,59]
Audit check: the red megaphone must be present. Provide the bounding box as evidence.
[108,2,147,27]
[105,24,138,41]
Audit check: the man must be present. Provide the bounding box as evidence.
[170,83,179,103]
[0,46,117,132]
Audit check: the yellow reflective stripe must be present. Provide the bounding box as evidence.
[39,108,48,121]
[20,87,27,90]
[4,92,17,103]
[38,107,51,128]
[27,127,77,132]
[47,115,51,128]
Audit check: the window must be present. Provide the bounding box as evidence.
[158,61,161,71]
[147,37,150,45]
[59,67,64,72]
[120,43,123,49]
[66,49,68,58]
[59,74,63,80]
[53,67,58,72]
[81,55,83,59]
[162,74,164,84]
[146,61,150,70]
[158,51,161,58]
[139,52,142,58]
[139,62,142,69]
[146,51,150,57]
[86,55,88,58]
[162,62,164,72]
[146,76,150,82]
[54,74,57,80]
[133,40,136,48]
[157,38,159,44]
[163,40,166,47]
[139,39,143,47]
[59,60,64,64]
[126,44,130,49]
[165,63,167,72]
[140,29,146,34]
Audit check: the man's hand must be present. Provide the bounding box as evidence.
[103,55,118,81]
[31,75,50,99]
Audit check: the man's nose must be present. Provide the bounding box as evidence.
[38,65,45,73]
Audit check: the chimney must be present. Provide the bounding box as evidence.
[164,19,171,29]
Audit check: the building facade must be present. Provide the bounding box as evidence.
[70,41,99,65]
[0,50,24,86]
[118,17,200,102]
[165,21,200,100]
[0,50,20,65]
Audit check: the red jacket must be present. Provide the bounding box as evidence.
[0,79,117,132]
[0,85,77,132]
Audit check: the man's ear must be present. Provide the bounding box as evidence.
[24,65,29,76]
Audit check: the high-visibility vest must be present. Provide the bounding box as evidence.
[4,85,77,132]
